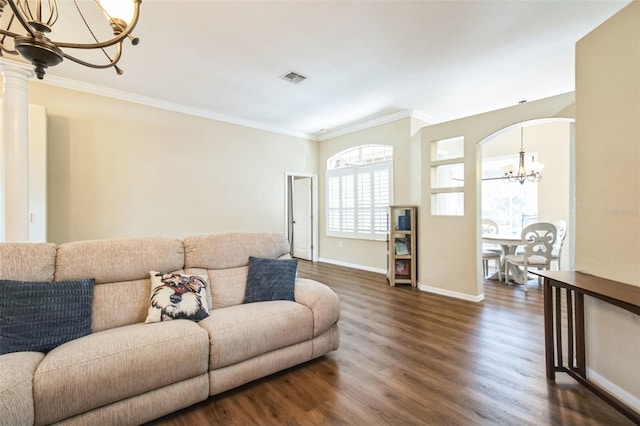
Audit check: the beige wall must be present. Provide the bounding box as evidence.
[575,1,639,408]
[318,118,415,271]
[575,1,639,284]
[22,83,317,244]
[417,93,575,300]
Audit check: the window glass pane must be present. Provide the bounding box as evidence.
[432,136,464,160]
[328,144,393,170]
[431,192,464,216]
[348,150,359,167]
[361,146,374,165]
[373,146,383,162]
[482,156,538,234]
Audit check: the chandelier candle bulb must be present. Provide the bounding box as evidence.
[98,0,136,24]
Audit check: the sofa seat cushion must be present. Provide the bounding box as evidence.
[0,352,44,426]
[33,320,209,426]
[199,301,313,369]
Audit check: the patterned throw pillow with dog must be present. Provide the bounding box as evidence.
[145,272,210,323]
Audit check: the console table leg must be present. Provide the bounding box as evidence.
[555,287,563,369]
[543,278,555,380]
[575,292,586,377]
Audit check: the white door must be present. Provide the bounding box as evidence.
[293,177,312,260]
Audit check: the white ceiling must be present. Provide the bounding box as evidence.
[27,0,631,140]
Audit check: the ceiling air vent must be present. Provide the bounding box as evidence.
[280,70,307,84]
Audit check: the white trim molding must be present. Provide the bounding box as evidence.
[417,281,485,302]
[317,258,386,275]
[285,171,319,262]
[31,75,439,143]
[587,368,640,412]
[318,109,438,141]
[33,75,312,141]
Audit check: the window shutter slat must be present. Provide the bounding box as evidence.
[326,146,392,239]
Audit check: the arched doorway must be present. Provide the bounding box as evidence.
[478,118,575,290]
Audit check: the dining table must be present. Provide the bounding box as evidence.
[482,234,526,282]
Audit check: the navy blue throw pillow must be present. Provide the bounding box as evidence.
[244,257,297,303]
[0,279,95,355]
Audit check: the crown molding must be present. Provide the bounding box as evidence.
[410,110,438,124]
[30,76,440,142]
[32,75,314,141]
[318,109,438,141]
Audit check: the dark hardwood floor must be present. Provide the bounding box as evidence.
[149,261,634,425]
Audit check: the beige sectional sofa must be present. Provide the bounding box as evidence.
[0,233,340,426]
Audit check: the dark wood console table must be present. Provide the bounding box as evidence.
[533,270,640,424]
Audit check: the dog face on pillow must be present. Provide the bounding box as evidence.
[146,273,210,323]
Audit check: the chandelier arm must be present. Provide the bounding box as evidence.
[47,0,59,28]
[54,0,141,50]
[61,42,123,69]
[72,0,113,64]
[2,7,16,46]
[73,0,100,44]
[0,42,19,55]
[0,28,24,39]
[7,0,36,37]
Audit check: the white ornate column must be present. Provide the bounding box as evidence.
[0,59,34,242]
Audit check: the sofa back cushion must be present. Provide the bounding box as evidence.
[183,233,290,308]
[55,237,184,332]
[0,242,56,282]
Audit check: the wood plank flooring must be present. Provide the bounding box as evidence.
[148,261,634,425]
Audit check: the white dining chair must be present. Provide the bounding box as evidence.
[482,219,501,280]
[551,219,567,270]
[504,222,557,291]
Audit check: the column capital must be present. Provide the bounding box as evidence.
[0,58,35,80]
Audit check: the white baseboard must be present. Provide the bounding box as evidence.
[317,258,386,275]
[316,259,484,302]
[587,368,640,412]
[417,282,485,302]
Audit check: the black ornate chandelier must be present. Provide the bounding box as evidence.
[0,0,141,79]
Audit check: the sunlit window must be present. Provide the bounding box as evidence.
[327,145,393,240]
[482,155,538,234]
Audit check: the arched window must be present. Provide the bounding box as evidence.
[326,145,393,240]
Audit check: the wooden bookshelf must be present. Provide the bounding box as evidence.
[386,206,417,287]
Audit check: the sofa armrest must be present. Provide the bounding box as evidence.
[294,278,340,337]
[0,352,44,426]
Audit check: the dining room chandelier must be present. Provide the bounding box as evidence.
[503,127,544,184]
[0,0,141,79]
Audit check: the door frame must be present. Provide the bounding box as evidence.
[284,172,319,262]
